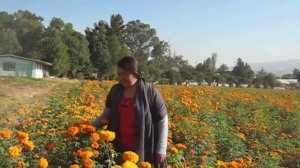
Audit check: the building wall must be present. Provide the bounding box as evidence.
[32,62,44,78]
[0,57,49,78]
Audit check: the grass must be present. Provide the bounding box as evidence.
[0,76,80,117]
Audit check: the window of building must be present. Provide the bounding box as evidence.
[3,61,16,71]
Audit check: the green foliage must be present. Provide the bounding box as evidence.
[0,28,22,54]
[232,58,255,85]
[124,20,158,62]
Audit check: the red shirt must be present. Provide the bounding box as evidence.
[118,97,136,149]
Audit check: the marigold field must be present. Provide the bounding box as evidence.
[1,80,300,168]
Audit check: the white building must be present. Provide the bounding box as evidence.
[277,79,298,85]
[0,54,52,78]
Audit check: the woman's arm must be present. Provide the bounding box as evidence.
[90,107,110,129]
[156,115,168,155]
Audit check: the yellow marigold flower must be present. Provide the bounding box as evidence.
[99,130,115,142]
[16,131,29,143]
[122,151,139,163]
[141,161,152,168]
[39,157,48,168]
[67,126,79,136]
[216,160,228,168]
[0,130,13,138]
[83,159,94,168]
[91,133,100,141]
[111,165,122,168]
[91,142,99,149]
[69,164,80,168]
[175,143,187,150]
[170,147,178,154]
[24,140,34,151]
[81,151,94,160]
[8,145,22,158]
[121,161,138,168]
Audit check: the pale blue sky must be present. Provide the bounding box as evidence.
[1,0,299,67]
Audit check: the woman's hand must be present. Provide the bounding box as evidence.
[156,154,166,163]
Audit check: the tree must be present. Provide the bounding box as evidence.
[231,58,254,85]
[42,18,70,77]
[252,68,267,87]
[13,10,44,59]
[109,14,125,41]
[211,53,217,72]
[217,64,229,73]
[296,73,300,83]
[63,23,92,78]
[0,11,14,29]
[263,73,278,88]
[179,64,195,81]
[0,28,22,54]
[162,69,182,84]
[143,64,161,82]
[125,20,158,62]
[86,20,112,79]
[150,41,169,67]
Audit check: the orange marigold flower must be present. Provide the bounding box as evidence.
[91,133,100,141]
[0,130,13,138]
[83,159,94,168]
[199,155,206,161]
[170,147,178,154]
[270,151,279,157]
[69,164,80,168]
[74,148,86,157]
[201,133,208,139]
[67,126,79,136]
[228,161,239,168]
[91,142,99,149]
[175,143,187,150]
[24,140,34,151]
[16,131,29,143]
[202,151,209,156]
[85,125,97,133]
[39,157,48,168]
[92,150,100,157]
[141,161,152,168]
[34,154,40,159]
[16,161,24,168]
[122,151,139,163]
[81,151,94,160]
[8,145,22,158]
[189,150,196,155]
[99,130,115,142]
[238,133,246,141]
[45,142,55,150]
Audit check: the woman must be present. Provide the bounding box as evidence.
[91,56,168,167]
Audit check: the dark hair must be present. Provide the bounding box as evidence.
[117,56,142,78]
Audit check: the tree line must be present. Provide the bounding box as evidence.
[0,10,299,88]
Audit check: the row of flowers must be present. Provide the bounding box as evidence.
[1,80,300,167]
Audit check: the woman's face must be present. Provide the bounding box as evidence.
[117,67,138,88]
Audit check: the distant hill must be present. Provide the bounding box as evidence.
[249,59,300,77]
